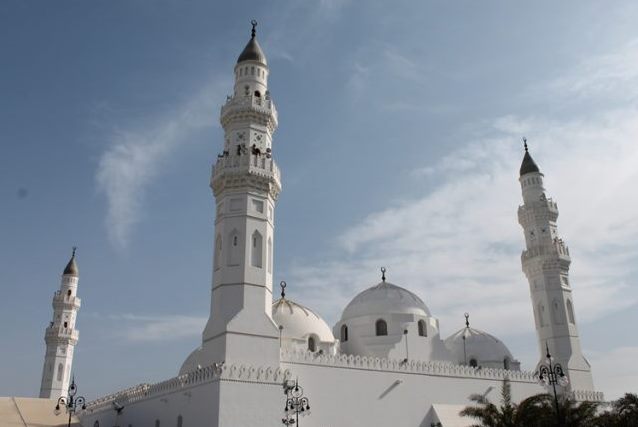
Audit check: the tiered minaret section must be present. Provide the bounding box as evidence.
[39,248,81,398]
[517,143,594,392]
[200,22,281,366]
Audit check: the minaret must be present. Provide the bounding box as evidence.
[200,21,281,366]
[39,248,81,398]
[517,140,594,392]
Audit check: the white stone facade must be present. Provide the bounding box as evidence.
[39,249,81,399]
[78,25,603,427]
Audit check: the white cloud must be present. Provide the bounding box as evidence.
[104,313,207,343]
[96,79,228,249]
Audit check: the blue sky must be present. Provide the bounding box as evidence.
[1,1,637,401]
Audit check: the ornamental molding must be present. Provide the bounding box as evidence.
[83,363,291,415]
[280,349,538,383]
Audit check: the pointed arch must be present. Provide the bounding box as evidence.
[418,319,427,337]
[308,336,316,352]
[57,363,64,381]
[340,324,348,342]
[251,230,263,268]
[227,229,240,266]
[375,319,388,336]
[552,299,565,324]
[537,302,546,327]
[566,299,575,324]
[267,237,273,273]
[504,357,511,370]
[214,234,222,270]
[177,415,183,427]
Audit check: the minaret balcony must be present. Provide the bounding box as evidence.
[52,294,81,309]
[212,152,280,183]
[220,94,278,128]
[521,241,571,264]
[45,326,79,342]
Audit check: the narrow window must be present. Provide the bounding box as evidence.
[227,230,240,266]
[67,289,72,297]
[177,415,183,427]
[469,358,478,368]
[155,421,160,427]
[251,231,263,268]
[504,358,511,370]
[566,300,575,324]
[251,66,255,75]
[538,302,546,327]
[94,422,99,427]
[552,299,564,324]
[254,90,261,97]
[239,68,243,76]
[267,237,273,273]
[57,363,64,381]
[418,320,427,337]
[214,234,222,270]
[63,321,68,328]
[340,324,348,342]
[308,336,316,352]
[375,319,387,336]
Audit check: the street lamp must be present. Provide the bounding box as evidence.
[536,343,569,424]
[282,379,311,426]
[54,376,87,427]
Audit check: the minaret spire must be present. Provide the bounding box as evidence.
[39,248,82,398]
[199,24,281,366]
[517,147,595,393]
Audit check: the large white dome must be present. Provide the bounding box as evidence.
[272,297,334,342]
[340,280,431,321]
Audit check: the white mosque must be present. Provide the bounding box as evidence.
[40,22,604,426]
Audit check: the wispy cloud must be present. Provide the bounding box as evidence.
[96,79,229,249]
[99,313,207,343]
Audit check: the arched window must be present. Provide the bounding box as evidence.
[63,321,68,328]
[340,324,348,342]
[251,66,255,75]
[155,420,160,427]
[538,302,546,327]
[254,90,261,97]
[267,237,273,273]
[67,289,72,297]
[227,230,240,266]
[469,358,478,368]
[552,299,564,324]
[504,357,511,370]
[93,421,99,427]
[57,363,64,381]
[308,336,316,352]
[214,234,222,270]
[566,300,575,324]
[375,319,387,336]
[418,320,427,337]
[177,415,183,427]
[251,231,263,268]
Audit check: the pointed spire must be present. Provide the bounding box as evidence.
[280,281,287,299]
[63,247,79,277]
[464,312,470,328]
[237,19,267,65]
[381,267,386,282]
[519,137,540,176]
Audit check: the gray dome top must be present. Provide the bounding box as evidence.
[341,281,431,320]
[63,248,78,277]
[444,326,515,363]
[237,22,267,65]
[520,142,540,176]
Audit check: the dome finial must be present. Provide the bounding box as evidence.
[280,281,287,298]
[380,267,386,282]
[72,246,77,257]
[523,136,528,152]
[464,312,470,328]
[251,19,257,38]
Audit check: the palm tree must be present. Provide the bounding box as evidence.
[460,379,600,427]
[595,393,638,427]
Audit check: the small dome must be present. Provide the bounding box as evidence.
[272,297,334,342]
[63,249,78,277]
[237,23,267,66]
[341,281,431,320]
[444,326,515,366]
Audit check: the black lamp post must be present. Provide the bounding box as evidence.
[282,379,311,426]
[54,376,86,427]
[536,343,569,426]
